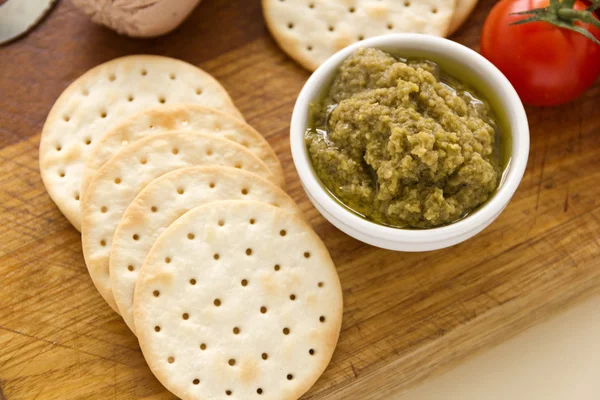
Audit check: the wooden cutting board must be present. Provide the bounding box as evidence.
[1,1,599,399]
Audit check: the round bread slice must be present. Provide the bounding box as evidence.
[39,55,242,231]
[81,132,277,313]
[262,0,456,71]
[81,104,284,195]
[134,200,343,400]
[111,166,303,334]
[448,0,479,35]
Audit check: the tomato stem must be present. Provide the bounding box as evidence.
[510,0,600,45]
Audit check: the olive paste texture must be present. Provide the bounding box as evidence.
[306,48,502,228]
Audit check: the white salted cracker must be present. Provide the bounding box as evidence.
[82,104,284,195]
[134,200,343,400]
[262,0,456,71]
[111,166,303,334]
[81,132,277,312]
[448,0,479,35]
[39,55,242,231]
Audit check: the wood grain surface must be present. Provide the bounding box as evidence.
[1,1,599,399]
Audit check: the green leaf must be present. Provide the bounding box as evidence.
[509,16,546,25]
[510,7,548,16]
[560,22,600,45]
[563,0,576,8]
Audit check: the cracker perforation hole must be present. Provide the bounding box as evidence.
[100,111,107,118]
[289,294,296,301]
[209,182,215,188]
[214,299,221,307]
[320,315,326,323]
[241,279,248,287]
[82,89,89,96]
[195,88,202,95]
[169,73,176,80]
[151,206,158,212]
[128,95,134,102]
[387,23,394,30]
[274,264,281,271]
[158,96,166,104]
[63,115,70,122]
[190,278,197,285]
[280,229,287,237]
[193,379,200,385]
[188,233,195,240]
[101,206,108,213]
[56,145,62,151]
[168,356,174,363]
[108,74,116,82]
[214,253,220,260]
[261,353,268,360]
[307,45,313,51]
[182,313,189,320]
[234,163,242,169]
[404,0,411,6]
[85,138,92,145]
[309,2,314,8]
[349,6,356,12]
[74,192,80,201]
[59,171,65,178]
[283,327,290,335]
[154,326,161,332]
[100,239,106,247]
[218,220,225,226]
[287,22,294,29]
[172,147,179,155]
[206,149,213,156]
[432,7,438,13]
[309,349,315,355]
[249,218,256,224]
[114,177,121,184]
[200,343,207,350]
[226,390,232,396]
[141,69,148,76]
[228,359,236,366]
[328,25,335,32]
[233,327,240,334]
[133,234,139,241]
[241,188,249,195]
[245,248,253,256]
[177,187,184,195]
[304,251,311,258]
[257,388,263,395]
[165,257,172,264]
[128,265,134,272]
[153,290,160,297]
[358,34,365,41]
[318,281,324,288]
[260,306,267,314]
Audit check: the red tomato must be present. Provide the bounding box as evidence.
[481,0,600,106]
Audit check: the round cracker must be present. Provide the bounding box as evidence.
[262,0,456,71]
[111,166,303,334]
[448,0,479,35]
[81,132,277,312]
[134,200,342,400]
[81,104,284,195]
[39,55,242,231]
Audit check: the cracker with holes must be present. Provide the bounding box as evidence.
[262,0,456,71]
[81,132,278,312]
[82,105,285,195]
[134,200,342,400]
[448,0,479,35]
[40,55,242,231]
[111,166,303,334]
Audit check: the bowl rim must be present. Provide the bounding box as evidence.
[290,33,529,243]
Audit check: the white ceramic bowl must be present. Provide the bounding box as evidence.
[290,34,529,252]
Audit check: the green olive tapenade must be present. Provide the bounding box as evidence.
[305,48,503,229]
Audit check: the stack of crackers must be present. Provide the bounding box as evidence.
[262,0,479,70]
[39,55,343,400]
